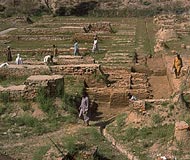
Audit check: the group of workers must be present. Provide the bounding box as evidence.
[5,46,23,65]
[73,35,99,56]
[2,37,184,126]
[4,35,99,66]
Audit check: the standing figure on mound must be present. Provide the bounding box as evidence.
[15,54,23,65]
[73,40,79,56]
[44,55,54,65]
[53,44,58,57]
[92,36,99,53]
[6,46,12,61]
[173,53,183,78]
[79,91,90,126]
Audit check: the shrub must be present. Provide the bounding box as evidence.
[0,92,10,103]
[0,4,5,12]
[152,114,163,124]
[36,87,55,115]
[55,6,66,16]
[169,104,174,111]
[62,93,80,115]
[0,104,6,115]
[143,1,151,6]
[116,113,127,131]
[145,102,153,110]
[122,127,138,142]
[15,114,39,127]
[32,145,50,160]
[21,104,31,111]
[63,136,78,154]
[161,101,169,107]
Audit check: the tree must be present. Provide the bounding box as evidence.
[43,0,53,13]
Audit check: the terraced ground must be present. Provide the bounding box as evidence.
[0,14,190,159]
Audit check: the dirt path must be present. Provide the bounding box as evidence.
[149,76,172,99]
[0,28,17,35]
[147,55,173,99]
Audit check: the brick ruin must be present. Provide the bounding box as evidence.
[1,15,190,111]
[0,75,64,101]
[1,13,190,160]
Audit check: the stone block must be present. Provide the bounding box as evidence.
[175,121,190,142]
[110,91,128,108]
[24,75,64,99]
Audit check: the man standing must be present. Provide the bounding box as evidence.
[79,92,90,126]
[53,45,58,57]
[173,53,183,78]
[74,40,79,56]
[15,54,23,65]
[6,46,12,61]
[92,35,99,53]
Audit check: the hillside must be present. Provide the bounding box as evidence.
[0,0,190,17]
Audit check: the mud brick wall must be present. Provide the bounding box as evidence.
[73,33,110,41]
[130,89,153,99]
[0,85,26,101]
[50,64,100,75]
[84,22,113,33]
[24,75,64,100]
[57,55,95,65]
[17,27,83,35]
[88,87,152,108]
[87,88,111,103]
[0,67,50,77]
[0,75,64,101]
[0,49,69,56]
[110,90,128,108]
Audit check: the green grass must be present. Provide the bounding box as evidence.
[0,92,10,103]
[14,113,40,127]
[0,75,28,87]
[0,104,7,115]
[135,18,155,56]
[36,87,56,116]
[61,127,128,160]
[32,145,50,160]
[161,101,169,107]
[152,113,163,124]
[107,113,174,159]
[116,113,127,131]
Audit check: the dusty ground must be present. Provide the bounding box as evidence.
[0,124,83,160]
[149,76,172,99]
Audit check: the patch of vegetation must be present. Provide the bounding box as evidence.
[152,114,163,124]
[63,136,79,154]
[169,104,174,112]
[108,118,174,159]
[21,103,32,111]
[36,87,55,116]
[116,113,127,131]
[0,75,28,87]
[145,102,153,110]
[185,118,190,126]
[0,104,7,115]
[122,127,138,142]
[32,145,50,160]
[143,1,151,6]
[14,113,39,127]
[161,101,169,107]
[61,127,127,160]
[183,94,190,102]
[135,18,155,57]
[0,92,10,103]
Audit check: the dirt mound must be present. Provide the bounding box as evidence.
[156,28,178,41]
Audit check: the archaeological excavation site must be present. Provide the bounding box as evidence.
[1,0,190,160]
